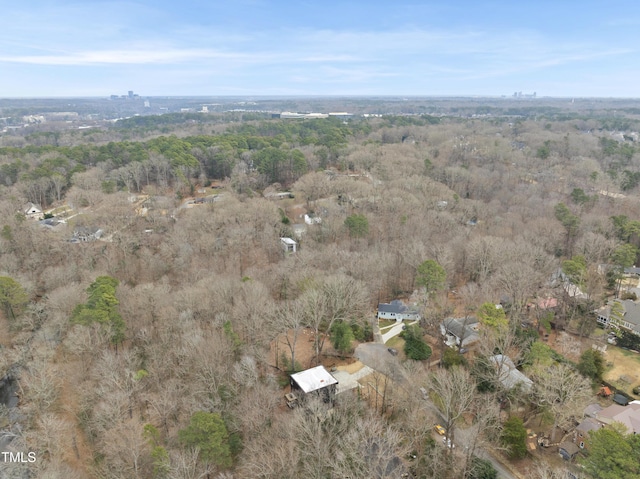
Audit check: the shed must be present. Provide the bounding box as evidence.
[599,386,612,397]
[558,442,580,461]
[280,237,297,253]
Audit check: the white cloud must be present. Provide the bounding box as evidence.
[0,48,259,65]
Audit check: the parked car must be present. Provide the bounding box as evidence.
[434,424,446,435]
[387,347,398,356]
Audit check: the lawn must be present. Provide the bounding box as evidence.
[603,346,640,396]
[386,336,405,349]
[378,319,396,330]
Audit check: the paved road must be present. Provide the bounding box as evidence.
[354,343,409,383]
[360,323,519,479]
[479,450,519,479]
[455,426,519,479]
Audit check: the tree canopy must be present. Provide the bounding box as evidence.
[500,417,527,459]
[583,426,640,479]
[179,411,233,468]
[402,325,432,361]
[477,302,508,332]
[415,260,446,294]
[72,276,125,346]
[577,349,605,381]
[344,214,369,238]
[0,276,28,321]
[331,321,354,357]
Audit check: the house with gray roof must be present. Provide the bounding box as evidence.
[440,317,480,348]
[558,441,580,461]
[574,417,603,450]
[550,269,588,300]
[595,400,640,435]
[624,266,640,276]
[583,403,603,418]
[377,300,420,322]
[488,354,533,392]
[71,226,104,243]
[596,299,640,335]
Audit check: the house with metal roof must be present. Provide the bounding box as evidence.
[488,354,533,392]
[290,365,338,403]
[280,237,297,253]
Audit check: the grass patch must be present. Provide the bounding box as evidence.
[386,336,405,349]
[603,346,640,395]
[617,348,640,361]
[379,320,396,329]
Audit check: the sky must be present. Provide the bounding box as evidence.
[1,0,639,98]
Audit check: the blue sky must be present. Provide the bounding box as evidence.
[1,0,639,97]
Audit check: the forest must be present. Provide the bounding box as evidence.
[1,98,640,478]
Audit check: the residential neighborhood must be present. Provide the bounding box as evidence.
[3,95,640,478]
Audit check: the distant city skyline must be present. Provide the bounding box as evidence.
[1,1,639,98]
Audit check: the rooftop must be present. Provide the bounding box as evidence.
[489,354,533,391]
[584,403,603,418]
[290,366,338,394]
[378,299,417,315]
[596,401,640,434]
[576,417,602,434]
[441,317,480,344]
[599,299,640,332]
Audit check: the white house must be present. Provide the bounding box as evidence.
[290,366,339,403]
[377,300,420,322]
[24,202,44,220]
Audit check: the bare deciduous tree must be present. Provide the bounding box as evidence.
[531,362,592,434]
[427,366,476,451]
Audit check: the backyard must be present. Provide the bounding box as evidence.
[603,346,640,396]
